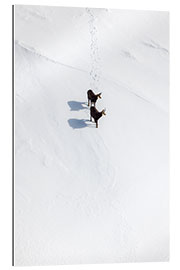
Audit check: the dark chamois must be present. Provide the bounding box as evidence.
[87,89,102,107]
[90,106,106,128]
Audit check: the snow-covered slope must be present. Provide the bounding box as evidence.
[15,5,169,266]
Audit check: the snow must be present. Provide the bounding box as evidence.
[15,5,169,266]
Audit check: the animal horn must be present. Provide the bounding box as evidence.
[98,92,102,99]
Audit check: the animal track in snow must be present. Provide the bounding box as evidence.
[142,39,169,54]
[86,8,101,91]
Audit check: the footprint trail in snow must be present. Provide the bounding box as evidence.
[86,8,101,91]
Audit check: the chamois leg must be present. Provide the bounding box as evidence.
[88,99,90,106]
[90,115,92,122]
[96,121,98,128]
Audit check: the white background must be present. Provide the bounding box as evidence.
[0,0,179,269]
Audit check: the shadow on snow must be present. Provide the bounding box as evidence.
[67,101,87,111]
[68,119,93,129]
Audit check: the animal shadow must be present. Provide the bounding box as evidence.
[67,101,87,111]
[68,119,91,129]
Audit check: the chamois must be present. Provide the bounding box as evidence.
[90,106,106,128]
[87,89,102,107]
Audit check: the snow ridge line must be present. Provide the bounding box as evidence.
[15,40,87,73]
[104,77,168,114]
[15,40,166,112]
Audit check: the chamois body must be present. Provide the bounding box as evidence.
[90,106,106,128]
[87,90,101,107]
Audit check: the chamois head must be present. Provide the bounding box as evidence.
[102,109,106,115]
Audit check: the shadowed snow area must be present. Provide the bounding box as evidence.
[68,119,89,129]
[15,5,169,266]
[67,101,87,111]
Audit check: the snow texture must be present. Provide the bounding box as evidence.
[15,5,169,266]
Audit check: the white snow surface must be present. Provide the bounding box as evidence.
[15,5,169,266]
